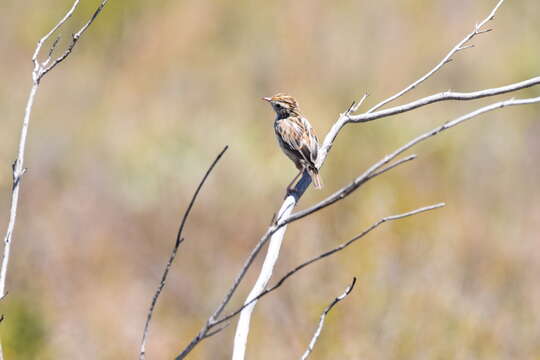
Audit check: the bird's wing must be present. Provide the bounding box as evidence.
[276,117,318,167]
[301,117,319,165]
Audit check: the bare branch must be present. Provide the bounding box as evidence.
[44,36,61,66]
[180,145,415,360]
[456,44,475,52]
[174,2,538,358]
[139,146,228,360]
[213,203,445,328]
[348,76,540,123]
[39,0,109,82]
[0,3,109,358]
[350,93,369,114]
[370,154,417,178]
[175,200,292,359]
[176,72,540,360]
[1,0,109,303]
[183,96,528,345]
[203,322,231,340]
[365,0,506,113]
[476,28,493,35]
[301,277,357,360]
[31,0,81,67]
[287,96,540,226]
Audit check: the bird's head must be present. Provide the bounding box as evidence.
[262,93,301,118]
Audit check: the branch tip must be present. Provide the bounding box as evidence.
[301,277,357,360]
[347,101,356,114]
[345,277,357,295]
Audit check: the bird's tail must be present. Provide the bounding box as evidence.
[308,167,323,190]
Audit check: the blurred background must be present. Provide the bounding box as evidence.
[1,0,539,358]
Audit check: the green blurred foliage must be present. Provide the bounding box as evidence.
[0,0,539,359]
[1,299,48,360]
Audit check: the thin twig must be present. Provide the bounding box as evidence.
[370,154,417,178]
[203,322,231,340]
[365,0,506,114]
[318,75,540,164]
[31,0,81,67]
[348,76,540,123]
[38,0,109,82]
[301,277,357,360]
[139,146,228,360]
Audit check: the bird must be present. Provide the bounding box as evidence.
[262,93,323,190]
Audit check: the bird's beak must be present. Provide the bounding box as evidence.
[262,97,272,102]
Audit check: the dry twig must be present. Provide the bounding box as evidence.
[300,277,357,360]
[213,203,445,328]
[139,146,228,360]
[365,0,505,114]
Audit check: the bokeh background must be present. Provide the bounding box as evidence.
[1,0,539,359]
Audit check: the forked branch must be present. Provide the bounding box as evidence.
[213,203,445,328]
[33,0,109,84]
[1,0,109,358]
[169,1,540,358]
[348,76,540,124]
[176,92,540,359]
[365,0,505,113]
[1,0,109,302]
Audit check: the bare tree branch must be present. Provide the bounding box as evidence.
[1,0,109,301]
[286,95,540,226]
[213,203,445,328]
[365,0,505,113]
[370,154,417,178]
[175,90,540,358]
[183,139,412,360]
[31,1,81,66]
[317,75,540,167]
[0,1,109,358]
[139,146,228,360]
[203,321,231,340]
[215,93,540,330]
[175,199,442,360]
[38,1,109,81]
[317,0,512,164]
[175,219,280,359]
[172,1,540,358]
[301,277,357,360]
[348,76,540,124]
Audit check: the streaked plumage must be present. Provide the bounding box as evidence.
[263,93,323,189]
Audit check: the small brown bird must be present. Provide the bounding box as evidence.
[263,93,323,190]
